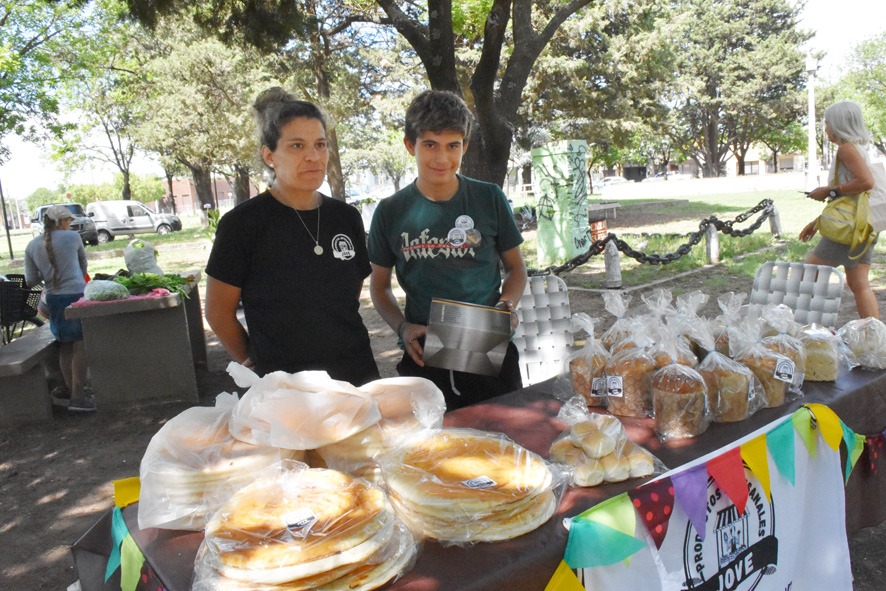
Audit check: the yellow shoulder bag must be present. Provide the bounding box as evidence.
[815,160,875,260]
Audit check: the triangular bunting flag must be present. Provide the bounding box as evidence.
[792,407,818,457]
[741,435,771,501]
[628,477,674,549]
[578,493,637,539]
[105,507,129,581]
[544,560,586,591]
[804,404,843,451]
[120,534,146,591]
[842,423,860,482]
[707,447,748,515]
[564,515,647,568]
[767,418,796,486]
[672,464,708,540]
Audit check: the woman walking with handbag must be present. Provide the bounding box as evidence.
[800,100,879,319]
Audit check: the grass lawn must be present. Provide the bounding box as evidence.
[2,186,881,293]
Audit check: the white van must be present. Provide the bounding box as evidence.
[86,200,183,243]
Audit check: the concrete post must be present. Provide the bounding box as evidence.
[604,240,622,289]
[705,224,720,264]
[769,206,782,239]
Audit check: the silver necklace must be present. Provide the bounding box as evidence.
[292,195,323,255]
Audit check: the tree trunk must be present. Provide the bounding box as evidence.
[164,169,178,214]
[232,163,251,204]
[121,170,132,200]
[181,158,215,226]
[326,128,345,201]
[771,149,780,173]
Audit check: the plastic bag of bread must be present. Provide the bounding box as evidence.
[226,364,381,450]
[550,400,666,486]
[600,291,634,351]
[798,324,856,381]
[651,336,711,440]
[377,428,567,545]
[756,303,799,338]
[760,304,806,393]
[686,321,765,423]
[316,377,446,484]
[192,460,418,591]
[561,313,611,407]
[837,317,886,370]
[731,319,797,408]
[649,324,698,369]
[604,345,656,418]
[138,394,300,531]
[673,290,710,357]
[712,292,747,356]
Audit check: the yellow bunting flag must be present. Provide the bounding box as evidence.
[741,435,771,501]
[544,560,586,591]
[804,404,843,451]
[113,477,141,508]
[791,407,818,457]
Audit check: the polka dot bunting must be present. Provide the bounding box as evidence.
[628,477,675,549]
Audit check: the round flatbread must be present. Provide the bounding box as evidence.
[204,468,393,584]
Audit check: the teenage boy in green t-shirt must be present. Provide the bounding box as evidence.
[367,90,528,410]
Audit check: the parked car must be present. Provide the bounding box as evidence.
[30,203,99,246]
[593,175,630,190]
[86,200,182,243]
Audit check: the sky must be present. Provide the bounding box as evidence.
[0,0,881,205]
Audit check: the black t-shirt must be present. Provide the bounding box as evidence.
[206,192,378,384]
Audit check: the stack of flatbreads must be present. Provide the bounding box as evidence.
[194,464,416,591]
[317,377,446,483]
[138,406,298,531]
[379,428,560,543]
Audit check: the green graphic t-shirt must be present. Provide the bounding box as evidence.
[367,175,523,325]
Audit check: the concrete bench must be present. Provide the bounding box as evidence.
[0,324,55,427]
[587,201,620,221]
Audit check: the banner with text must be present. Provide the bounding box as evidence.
[553,405,864,591]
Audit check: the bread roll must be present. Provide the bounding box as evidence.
[549,437,585,464]
[622,441,655,478]
[574,458,606,487]
[652,365,709,440]
[569,352,609,407]
[600,453,631,482]
[604,349,656,418]
[569,421,616,458]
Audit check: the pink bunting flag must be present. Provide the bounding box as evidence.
[628,477,674,549]
[706,447,748,515]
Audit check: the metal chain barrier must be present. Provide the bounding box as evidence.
[527,199,774,276]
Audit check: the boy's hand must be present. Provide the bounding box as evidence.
[401,322,427,366]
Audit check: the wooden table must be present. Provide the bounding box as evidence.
[65,273,207,407]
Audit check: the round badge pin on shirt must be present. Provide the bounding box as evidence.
[455,214,474,230]
[447,227,467,247]
[465,229,482,247]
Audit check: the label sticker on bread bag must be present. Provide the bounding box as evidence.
[462,476,497,489]
[592,377,607,398]
[283,509,318,538]
[607,376,624,398]
[773,359,795,383]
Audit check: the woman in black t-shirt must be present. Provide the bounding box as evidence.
[204,88,379,385]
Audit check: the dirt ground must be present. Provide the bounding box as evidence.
[1,206,885,590]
